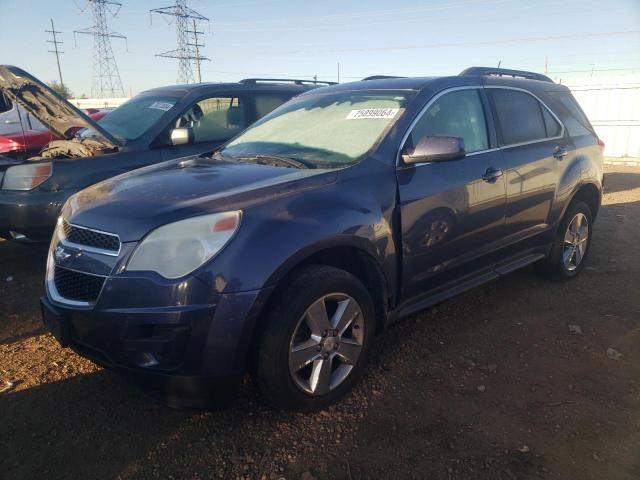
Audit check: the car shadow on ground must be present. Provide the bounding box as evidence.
[1,169,639,479]
[602,171,640,193]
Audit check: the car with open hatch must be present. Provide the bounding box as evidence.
[0,65,330,242]
[40,67,603,410]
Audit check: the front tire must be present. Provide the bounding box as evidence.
[254,265,376,411]
[537,200,593,280]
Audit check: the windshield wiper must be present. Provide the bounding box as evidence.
[211,150,235,162]
[239,154,314,169]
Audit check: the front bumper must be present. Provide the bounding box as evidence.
[0,189,70,241]
[41,283,270,409]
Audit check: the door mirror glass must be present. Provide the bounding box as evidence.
[170,127,193,146]
[402,135,465,164]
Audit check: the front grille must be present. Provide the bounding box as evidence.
[53,266,105,303]
[62,220,120,252]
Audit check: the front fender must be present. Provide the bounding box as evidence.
[195,162,398,296]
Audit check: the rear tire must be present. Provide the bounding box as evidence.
[537,200,593,280]
[254,265,376,411]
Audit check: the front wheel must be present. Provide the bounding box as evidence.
[537,200,593,280]
[254,265,376,411]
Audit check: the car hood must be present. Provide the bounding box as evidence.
[64,157,338,242]
[0,65,120,148]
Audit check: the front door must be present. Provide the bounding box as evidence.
[397,87,507,301]
[160,95,248,160]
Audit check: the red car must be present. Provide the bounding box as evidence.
[0,105,108,158]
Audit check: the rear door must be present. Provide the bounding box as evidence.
[486,87,571,250]
[397,87,507,301]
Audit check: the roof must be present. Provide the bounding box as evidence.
[139,67,570,99]
[298,69,570,97]
[138,80,320,98]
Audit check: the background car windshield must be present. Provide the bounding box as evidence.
[222,91,411,167]
[80,95,180,142]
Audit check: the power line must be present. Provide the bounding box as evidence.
[211,0,604,33]
[548,67,640,74]
[74,0,127,98]
[45,18,65,89]
[267,30,640,56]
[150,0,210,84]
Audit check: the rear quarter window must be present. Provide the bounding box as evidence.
[549,92,594,137]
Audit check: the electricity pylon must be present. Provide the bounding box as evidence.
[150,0,210,84]
[75,0,126,98]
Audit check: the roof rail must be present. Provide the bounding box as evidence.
[362,75,407,81]
[460,67,553,83]
[239,78,337,86]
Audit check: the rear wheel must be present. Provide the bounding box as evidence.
[537,200,593,280]
[254,265,375,411]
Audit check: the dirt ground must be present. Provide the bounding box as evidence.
[1,164,638,480]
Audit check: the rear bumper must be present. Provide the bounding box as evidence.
[0,189,70,241]
[40,284,271,409]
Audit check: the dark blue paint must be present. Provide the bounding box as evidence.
[41,73,604,407]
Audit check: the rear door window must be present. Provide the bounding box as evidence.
[542,107,562,137]
[253,94,292,120]
[489,89,550,145]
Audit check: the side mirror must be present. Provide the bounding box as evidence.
[170,127,193,146]
[402,135,465,164]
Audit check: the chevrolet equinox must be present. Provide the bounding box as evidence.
[41,67,603,410]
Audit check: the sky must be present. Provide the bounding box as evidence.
[0,0,639,97]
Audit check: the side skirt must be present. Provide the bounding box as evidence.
[388,249,547,324]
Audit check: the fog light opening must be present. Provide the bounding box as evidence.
[133,352,160,368]
[9,231,27,241]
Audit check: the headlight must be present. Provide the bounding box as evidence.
[2,162,52,190]
[126,211,241,279]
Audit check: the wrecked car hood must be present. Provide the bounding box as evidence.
[64,157,337,242]
[0,65,120,149]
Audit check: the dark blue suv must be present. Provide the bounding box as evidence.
[40,67,603,410]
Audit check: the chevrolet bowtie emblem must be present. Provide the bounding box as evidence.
[54,245,71,263]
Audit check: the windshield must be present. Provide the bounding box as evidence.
[79,94,181,142]
[222,91,412,167]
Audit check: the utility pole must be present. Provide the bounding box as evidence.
[150,0,210,84]
[75,0,127,98]
[45,18,65,88]
[544,55,548,75]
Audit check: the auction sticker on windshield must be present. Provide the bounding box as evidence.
[346,108,399,120]
[149,101,175,111]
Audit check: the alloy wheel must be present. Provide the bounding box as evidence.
[563,212,589,271]
[288,293,364,395]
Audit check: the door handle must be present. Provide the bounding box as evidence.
[553,146,568,160]
[482,167,504,183]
